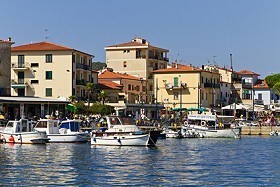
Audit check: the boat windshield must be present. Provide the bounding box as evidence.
[36,121,48,128]
[119,117,134,125]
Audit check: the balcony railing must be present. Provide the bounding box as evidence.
[204,83,220,88]
[76,63,91,71]
[76,79,86,86]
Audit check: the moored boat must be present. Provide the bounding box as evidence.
[0,118,49,144]
[34,119,90,143]
[184,114,241,138]
[91,116,160,146]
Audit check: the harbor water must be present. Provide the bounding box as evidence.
[1,136,280,186]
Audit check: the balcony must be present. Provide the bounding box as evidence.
[11,62,32,71]
[242,82,253,89]
[76,79,86,86]
[11,79,27,89]
[204,83,220,88]
[76,63,91,71]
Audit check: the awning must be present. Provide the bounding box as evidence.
[172,108,188,112]
[11,84,26,88]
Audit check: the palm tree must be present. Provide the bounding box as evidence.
[84,83,94,107]
[68,95,76,103]
[98,90,109,105]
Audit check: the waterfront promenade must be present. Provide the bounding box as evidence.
[137,125,279,136]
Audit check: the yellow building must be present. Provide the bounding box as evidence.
[153,63,220,112]
[11,41,97,100]
[105,37,169,103]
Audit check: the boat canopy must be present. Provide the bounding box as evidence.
[60,121,80,132]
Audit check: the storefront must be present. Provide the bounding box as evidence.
[0,96,69,121]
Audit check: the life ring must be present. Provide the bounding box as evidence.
[201,121,206,127]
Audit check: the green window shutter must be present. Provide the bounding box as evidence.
[46,71,52,79]
[46,88,52,97]
[173,77,179,87]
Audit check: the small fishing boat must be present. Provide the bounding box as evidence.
[0,118,49,144]
[161,128,181,138]
[91,116,160,146]
[33,119,90,143]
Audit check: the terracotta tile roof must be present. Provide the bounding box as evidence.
[12,41,94,56]
[12,41,72,52]
[99,69,141,80]
[153,63,202,73]
[238,70,260,76]
[254,79,269,89]
[98,80,122,90]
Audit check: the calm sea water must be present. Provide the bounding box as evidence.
[0,136,280,186]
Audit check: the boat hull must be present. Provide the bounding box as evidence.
[47,133,90,143]
[91,131,159,146]
[187,126,241,138]
[0,131,49,144]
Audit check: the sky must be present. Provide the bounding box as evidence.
[1,0,280,78]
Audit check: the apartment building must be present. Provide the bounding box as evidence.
[153,63,220,111]
[105,37,169,104]
[0,38,14,96]
[11,41,96,100]
[98,69,161,117]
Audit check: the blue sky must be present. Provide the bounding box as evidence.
[1,0,280,78]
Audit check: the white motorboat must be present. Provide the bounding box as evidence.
[184,114,241,138]
[270,131,279,136]
[0,119,49,144]
[91,116,160,146]
[161,128,181,138]
[34,119,90,143]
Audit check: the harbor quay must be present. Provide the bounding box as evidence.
[241,126,280,135]
[137,125,280,136]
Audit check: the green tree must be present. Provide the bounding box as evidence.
[98,90,109,105]
[265,73,280,95]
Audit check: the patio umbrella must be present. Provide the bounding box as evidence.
[67,104,77,113]
[0,114,4,120]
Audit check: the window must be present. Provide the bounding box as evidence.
[31,80,39,84]
[46,71,52,80]
[123,61,127,67]
[258,93,262,100]
[173,77,179,87]
[18,55,25,67]
[201,76,204,84]
[46,88,52,97]
[31,63,39,67]
[46,54,52,63]
[174,92,179,100]
[128,84,131,90]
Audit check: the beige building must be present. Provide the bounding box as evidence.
[153,63,220,112]
[0,38,14,96]
[105,37,169,103]
[11,41,97,100]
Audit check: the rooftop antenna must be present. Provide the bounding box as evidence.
[230,54,233,71]
[44,29,50,41]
